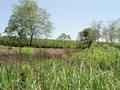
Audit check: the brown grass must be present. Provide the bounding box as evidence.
[0,47,79,61]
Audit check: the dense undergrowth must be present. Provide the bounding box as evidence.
[1,43,120,89]
[0,36,76,48]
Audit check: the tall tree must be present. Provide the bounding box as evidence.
[5,0,53,47]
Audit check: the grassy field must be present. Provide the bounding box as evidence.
[1,43,120,90]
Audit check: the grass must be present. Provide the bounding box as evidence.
[0,43,120,90]
[21,47,33,55]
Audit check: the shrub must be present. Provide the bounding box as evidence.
[71,45,120,70]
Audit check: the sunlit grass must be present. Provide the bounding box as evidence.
[0,44,120,90]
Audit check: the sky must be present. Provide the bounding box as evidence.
[0,0,120,39]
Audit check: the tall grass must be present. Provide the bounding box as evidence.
[0,44,120,89]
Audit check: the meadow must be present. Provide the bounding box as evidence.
[1,0,120,90]
[0,43,120,90]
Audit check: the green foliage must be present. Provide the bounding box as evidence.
[72,44,120,71]
[21,47,33,55]
[57,33,71,40]
[1,45,120,89]
[0,36,29,47]
[79,28,100,41]
[78,27,100,48]
[5,0,53,47]
[0,45,9,49]
[0,36,76,49]
[1,47,120,90]
[90,41,98,48]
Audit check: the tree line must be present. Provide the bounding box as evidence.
[78,19,120,48]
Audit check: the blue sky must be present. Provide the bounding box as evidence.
[0,0,120,39]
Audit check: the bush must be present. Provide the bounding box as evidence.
[71,45,120,71]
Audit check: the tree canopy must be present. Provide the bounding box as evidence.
[5,0,53,46]
[78,27,100,48]
[57,33,71,40]
[102,18,120,42]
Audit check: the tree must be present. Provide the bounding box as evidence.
[57,33,71,40]
[78,27,100,48]
[102,26,109,42]
[116,28,120,42]
[91,21,103,41]
[78,28,100,41]
[114,19,120,42]
[102,19,120,42]
[5,0,53,47]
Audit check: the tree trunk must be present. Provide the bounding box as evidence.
[29,20,33,47]
[29,35,33,47]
